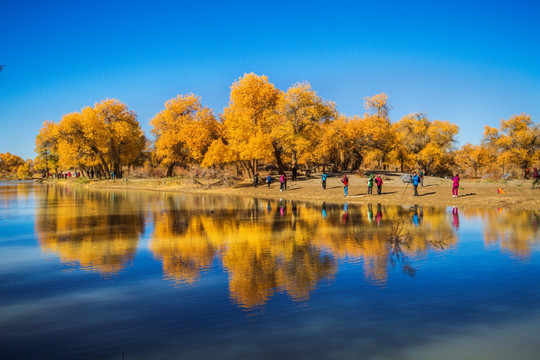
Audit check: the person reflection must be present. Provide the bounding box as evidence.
[266,200,271,213]
[367,203,374,223]
[375,203,383,225]
[342,202,348,224]
[412,205,419,227]
[322,201,327,218]
[452,206,460,229]
[280,199,286,216]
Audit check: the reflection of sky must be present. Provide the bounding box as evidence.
[1,183,540,359]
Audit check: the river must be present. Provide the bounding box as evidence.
[1,181,540,359]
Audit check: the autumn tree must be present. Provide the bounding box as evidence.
[17,159,33,179]
[206,73,281,177]
[483,114,540,172]
[151,94,220,176]
[35,99,146,178]
[326,94,396,171]
[364,92,392,120]
[454,143,496,177]
[93,99,146,177]
[35,120,60,176]
[314,116,347,170]
[55,111,103,173]
[391,113,458,174]
[274,82,337,168]
[0,152,25,177]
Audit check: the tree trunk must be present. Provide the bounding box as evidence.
[272,141,285,173]
[242,160,255,178]
[291,150,298,168]
[97,155,110,178]
[166,163,175,177]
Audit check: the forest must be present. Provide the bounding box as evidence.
[2,73,538,180]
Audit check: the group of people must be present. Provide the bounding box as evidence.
[410,171,460,197]
[256,166,540,198]
[256,173,289,191]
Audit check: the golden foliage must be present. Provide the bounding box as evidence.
[391,114,458,173]
[0,152,26,177]
[35,99,145,177]
[151,94,220,173]
[274,81,337,165]
[206,73,281,175]
[483,114,540,169]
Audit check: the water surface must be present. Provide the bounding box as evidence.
[1,182,540,359]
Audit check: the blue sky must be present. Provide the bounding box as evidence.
[1,0,539,160]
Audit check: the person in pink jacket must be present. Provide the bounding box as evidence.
[451,174,460,197]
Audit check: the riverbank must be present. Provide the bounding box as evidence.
[41,173,540,210]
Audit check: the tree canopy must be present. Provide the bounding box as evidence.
[31,73,539,179]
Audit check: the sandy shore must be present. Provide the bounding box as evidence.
[48,172,540,210]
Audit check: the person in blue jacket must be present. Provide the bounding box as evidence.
[412,172,420,196]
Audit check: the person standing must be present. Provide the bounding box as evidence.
[451,173,460,197]
[412,172,420,196]
[283,173,288,190]
[292,166,298,181]
[367,175,374,195]
[375,174,383,195]
[419,169,425,187]
[532,168,539,189]
[253,173,259,188]
[321,172,327,189]
[341,174,349,197]
[280,174,285,191]
[266,174,272,188]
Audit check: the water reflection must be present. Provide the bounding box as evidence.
[149,195,337,308]
[5,183,540,360]
[28,184,540,308]
[34,186,144,275]
[462,208,540,259]
[0,182,32,207]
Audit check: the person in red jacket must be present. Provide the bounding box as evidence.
[451,174,460,197]
[375,174,383,195]
[341,175,349,197]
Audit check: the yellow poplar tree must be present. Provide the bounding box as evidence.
[17,161,32,179]
[93,99,146,177]
[151,94,220,176]
[35,120,60,176]
[391,113,458,174]
[314,116,347,170]
[0,152,25,177]
[483,114,540,171]
[330,93,395,170]
[454,143,496,177]
[36,99,145,178]
[275,81,337,168]
[56,111,100,172]
[217,73,281,177]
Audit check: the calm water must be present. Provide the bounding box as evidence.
[1,182,540,360]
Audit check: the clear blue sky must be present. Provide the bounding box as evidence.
[1,0,539,160]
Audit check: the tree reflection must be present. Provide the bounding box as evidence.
[461,208,540,259]
[34,186,144,276]
[149,195,337,308]
[0,183,32,207]
[29,185,540,309]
